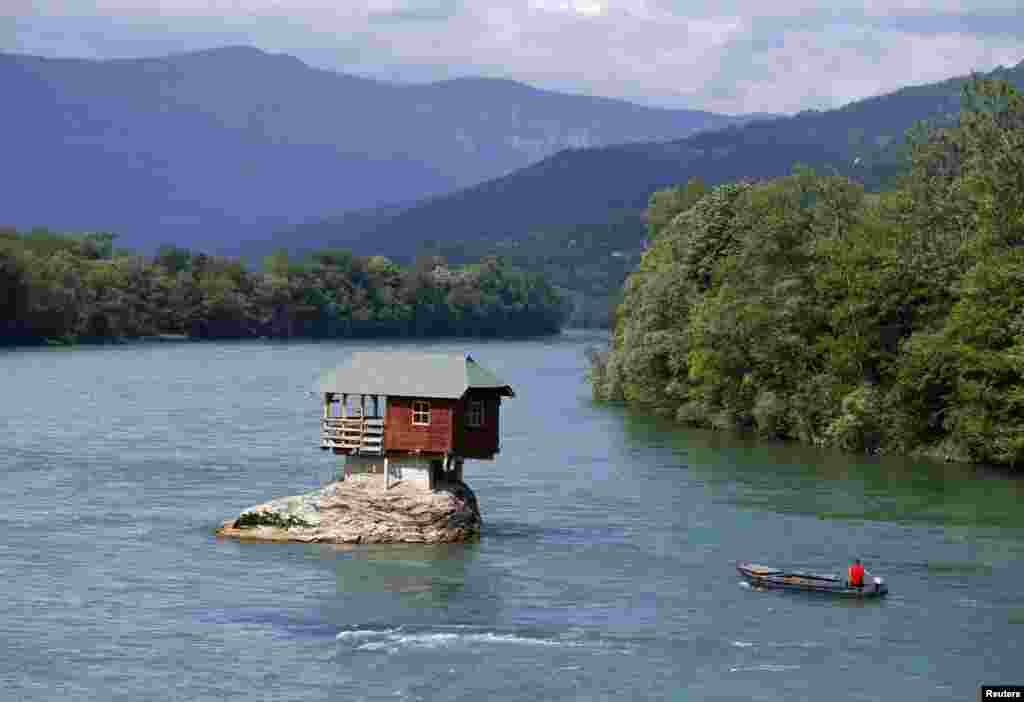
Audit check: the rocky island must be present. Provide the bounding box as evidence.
[217,351,514,545]
[215,475,481,544]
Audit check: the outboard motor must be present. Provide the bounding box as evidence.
[873,576,888,595]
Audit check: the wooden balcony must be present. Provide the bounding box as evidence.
[320,417,385,455]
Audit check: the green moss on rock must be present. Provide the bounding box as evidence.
[233,511,313,530]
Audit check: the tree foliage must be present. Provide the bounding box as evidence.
[592,79,1024,467]
[0,234,563,345]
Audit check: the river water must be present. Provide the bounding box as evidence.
[1,331,1021,701]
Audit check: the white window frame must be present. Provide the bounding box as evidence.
[466,400,485,428]
[412,400,431,426]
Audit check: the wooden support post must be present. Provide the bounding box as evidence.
[341,393,348,419]
[360,394,366,418]
[384,456,390,490]
[372,395,379,418]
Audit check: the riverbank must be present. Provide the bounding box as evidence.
[215,475,481,544]
[2,228,564,347]
[591,81,1024,469]
[0,329,562,350]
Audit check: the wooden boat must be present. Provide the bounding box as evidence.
[737,562,888,597]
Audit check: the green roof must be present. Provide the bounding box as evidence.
[317,352,515,399]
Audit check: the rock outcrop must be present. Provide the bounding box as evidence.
[215,475,481,544]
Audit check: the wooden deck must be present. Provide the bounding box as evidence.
[321,417,385,455]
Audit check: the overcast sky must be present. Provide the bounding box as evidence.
[4,1,1023,114]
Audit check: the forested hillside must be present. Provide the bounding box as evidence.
[590,79,1024,468]
[279,61,1024,328]
[0,231,562,345]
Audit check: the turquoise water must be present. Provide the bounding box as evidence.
[1,331,1021,701]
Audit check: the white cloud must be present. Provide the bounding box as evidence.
[684,25,1024,113]
[7,1,1024,113]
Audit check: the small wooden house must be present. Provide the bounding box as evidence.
[317,352,515,490]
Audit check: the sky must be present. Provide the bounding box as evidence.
[4,1,1024,114]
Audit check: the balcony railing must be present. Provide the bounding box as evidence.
[320,417,385,454]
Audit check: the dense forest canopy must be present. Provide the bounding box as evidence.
[0,232,564,344]
[590,79,1024,468]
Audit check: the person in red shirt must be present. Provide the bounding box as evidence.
[848,559,865,587]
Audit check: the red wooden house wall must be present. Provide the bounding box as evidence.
[452,391,501,459]
[383,392,503,458]
[384,396,455,454]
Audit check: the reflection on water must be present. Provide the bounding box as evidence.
[325,543,478,604]
[618,410,1024,530]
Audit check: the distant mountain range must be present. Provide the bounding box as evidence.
[1,46,762,249]
[276,60,1024,259]
[268,59,1023,325]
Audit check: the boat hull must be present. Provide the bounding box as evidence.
[737,562,888,598]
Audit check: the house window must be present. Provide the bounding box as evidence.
[412,400,431,426]
[466,400,484,428]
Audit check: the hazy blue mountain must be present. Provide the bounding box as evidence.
[1,46,759,250]
[287,61,1023,259]
[271,60,1023,325]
